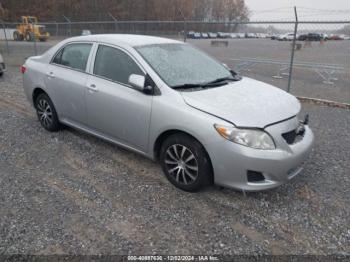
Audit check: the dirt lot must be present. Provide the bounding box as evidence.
[0,66,349,255]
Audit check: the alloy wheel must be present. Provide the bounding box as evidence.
[165,144,199,185]
[37,99,53,128]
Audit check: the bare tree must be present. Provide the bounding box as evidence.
[0,0,249,22]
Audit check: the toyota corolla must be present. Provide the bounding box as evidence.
[22,34,314,192]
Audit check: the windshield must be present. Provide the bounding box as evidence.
[27,17,38,23]
[135,43,232,88]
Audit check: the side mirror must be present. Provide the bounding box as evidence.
[129,74,146,91]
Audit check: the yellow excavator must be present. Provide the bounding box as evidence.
[13,16,50,42]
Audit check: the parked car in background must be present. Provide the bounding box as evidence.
[0,53,6,76]
[256,33,268,38]
[208,32,218,38]
[201,32,209,39]
[21,34,314,192]
[320,33,329,40]
[245,33,257,38]
[218,32,230,38]
[230,33,238,39]
[298,33,322,41]
[187,31,195,39]
[339,34,350,40]
[277,33,297,41]
[193,32,201,39]
[187,31,201,39]
[270,34,277,40]
[329,34,343,40]
[81,30,92,36]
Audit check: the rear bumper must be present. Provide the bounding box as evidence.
[209,117,314,191]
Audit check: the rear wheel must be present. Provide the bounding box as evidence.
[13,31,23,41]
[160,134,212,192]
[35,93,60,132]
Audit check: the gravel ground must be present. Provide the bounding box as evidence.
[0,66,349,255]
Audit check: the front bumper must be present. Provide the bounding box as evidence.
[209,117,314,191]
[0,62,6,74]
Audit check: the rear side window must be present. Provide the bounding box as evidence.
[52,43,92,71]
[93,45,144,85]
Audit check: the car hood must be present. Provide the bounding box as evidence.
[181,77,300,128]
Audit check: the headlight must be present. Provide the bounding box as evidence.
[214,124,275,150]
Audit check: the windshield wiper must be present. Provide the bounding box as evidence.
[205,75,241,85]
[172,75,241,90]
[172,83,204,90]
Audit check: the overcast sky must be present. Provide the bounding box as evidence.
[245,0,350,21]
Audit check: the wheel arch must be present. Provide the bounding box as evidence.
[32,87,48,105]
[153,129,214,183]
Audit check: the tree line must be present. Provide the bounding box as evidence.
[0,0,249,22]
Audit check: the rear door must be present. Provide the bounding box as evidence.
[46,42,93,125]
[85,44,153,152]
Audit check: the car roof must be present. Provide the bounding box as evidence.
[68,34,182,47]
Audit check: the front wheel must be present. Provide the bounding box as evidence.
[25,32,34,42]
[35,93,61,132]
[160,134,212,192]
[13,31,19,41]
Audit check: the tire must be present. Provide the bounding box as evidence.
[35,93,60,132]
[13,31,19,41]
[25,32,33,42]
[160,133,212,192]
[14,31,24,41]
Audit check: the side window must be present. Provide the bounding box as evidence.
[93,45,144,85]
[52,43,92,71]
[52,49,63,64]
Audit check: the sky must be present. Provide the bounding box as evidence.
[245,0,350,21]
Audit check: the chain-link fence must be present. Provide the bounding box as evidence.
[1,19,350,104]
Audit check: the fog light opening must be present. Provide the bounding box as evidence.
[247,170,265,183]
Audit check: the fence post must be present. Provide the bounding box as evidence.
[1,21,10,55]
[108,12,118,33]
[287,6,298,93]
[55,22,58,37]
[63,15,71,36]
[33,21,37,55]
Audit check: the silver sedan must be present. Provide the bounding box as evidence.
[0,53,6,76]
[22,34,314,192]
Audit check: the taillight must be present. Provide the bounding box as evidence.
[20,65,26,74]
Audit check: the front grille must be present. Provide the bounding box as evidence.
[282,124,305,145]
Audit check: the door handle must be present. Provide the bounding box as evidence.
[46,72,55,78]
[87,84,98,92]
